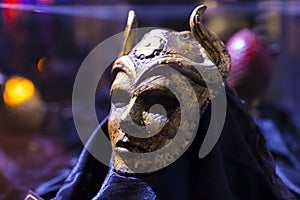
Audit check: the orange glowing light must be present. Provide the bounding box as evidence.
[3,76,35,106]
[37,57,47,72]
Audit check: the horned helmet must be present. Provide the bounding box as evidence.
[108,5,231,174]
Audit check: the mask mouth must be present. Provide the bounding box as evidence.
[114,128,150,153]
[114,121,175,153]
[114,129,158,153]
[115,139,150,153]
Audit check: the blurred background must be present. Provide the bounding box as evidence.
[0,0,300,199]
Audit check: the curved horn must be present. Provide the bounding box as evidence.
[119,10,138,56]
[190,5,231,78]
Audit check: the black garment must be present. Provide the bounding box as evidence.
[39,86,295,200]
[254,105,300,197]
[93,169,157,200]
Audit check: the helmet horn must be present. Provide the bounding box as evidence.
[119,10,138,56]
[190,5,231,78]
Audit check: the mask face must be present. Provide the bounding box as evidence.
[108,5,230,175]
[109,69,180,154]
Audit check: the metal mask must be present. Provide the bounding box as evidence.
[108,5,231,174]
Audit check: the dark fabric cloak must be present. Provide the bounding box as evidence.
[37,86,295,200]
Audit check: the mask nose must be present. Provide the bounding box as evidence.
[120,98,168,138]
[119,97,146,138]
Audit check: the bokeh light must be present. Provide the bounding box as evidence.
[37,56,47,72]
[3,76,35,106]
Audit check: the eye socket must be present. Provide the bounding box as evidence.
[138,88,179,116]
[128,88,179,126]
[111,89,131,108]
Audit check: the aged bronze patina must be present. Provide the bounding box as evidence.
[108,5,231,174]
